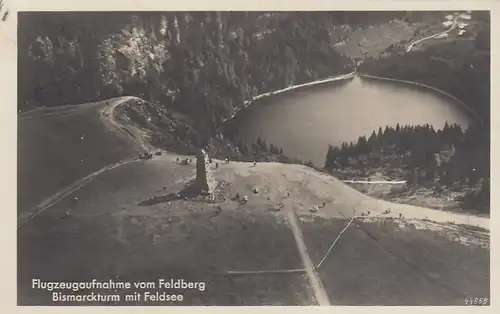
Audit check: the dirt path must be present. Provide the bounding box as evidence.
[295,165,489,230]
[341,180,406,184]
[17,158,139,228]
[284,198,331,306]
[219,161,489,232]
[406,18,458,52]
[18,97,145,229]
[21,93,488,233]
[99,96,151,152]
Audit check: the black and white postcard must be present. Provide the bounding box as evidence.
[3,0,496,309]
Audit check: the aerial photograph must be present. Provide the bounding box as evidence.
[17,10,490,306]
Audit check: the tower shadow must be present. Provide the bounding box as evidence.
[138,179,203,206]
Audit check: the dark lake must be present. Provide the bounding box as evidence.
[228,75,471,166]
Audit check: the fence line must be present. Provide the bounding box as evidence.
[224,268,306,276]
[315,216,356,269]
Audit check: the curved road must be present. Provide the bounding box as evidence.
[99,96,151,152]
[18,95,489,307]
[406,17,458,52]
[19,94,489,232]
[18,96,145,229]
[341,180,407,184]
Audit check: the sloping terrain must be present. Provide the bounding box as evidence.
[17,97,489,306]
[18,156,315,305]
[18,98,141,217]
[334,19,416,59]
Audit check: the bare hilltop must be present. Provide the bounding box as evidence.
[18,96,489,305]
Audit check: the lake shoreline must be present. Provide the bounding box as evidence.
[358,73,482,122]
[220,71,357,128]
[223,71,480,135]
[225,71,471,166]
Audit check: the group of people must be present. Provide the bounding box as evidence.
[172,155,262,170]
[234,193,248,204]
[139,151,153,160]
[174,155,237,169]
[176,157,192,165]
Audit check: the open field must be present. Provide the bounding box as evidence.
[333,11,485,60]
[18,99,140,215]
[333,20,416,59]
[300,215,489,305]
[18,155,314,305]
[17,95,489,305]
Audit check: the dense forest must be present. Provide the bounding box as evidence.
[19,11,490,213]
[324,123,488,211]
[18,12,424,125]
[115,97,300,162]
[18,12,367,129]
[18,11,414,157]
[324,123,489,214]
[359,37,490,119]
[333,22,490,213]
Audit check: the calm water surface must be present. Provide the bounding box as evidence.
[231,76,471,166]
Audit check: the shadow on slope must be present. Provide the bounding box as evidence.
[18,100,139,215]
[17,157,313,306]
[300,215,489,305]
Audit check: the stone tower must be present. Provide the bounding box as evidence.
[196,149,216,195]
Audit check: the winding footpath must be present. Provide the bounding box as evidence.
[18,71,350,229]
[17,97,144,229]
[100,96,151,152]
[406,17,458,52]
[341,180,406,184]
[18,72,358,229]
[284,198,331,306]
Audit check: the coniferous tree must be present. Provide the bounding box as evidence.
[377,126,383,139]
[325,145,334,169]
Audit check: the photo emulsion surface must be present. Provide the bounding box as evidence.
[17,11,490,306]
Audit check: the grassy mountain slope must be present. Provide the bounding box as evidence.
[18,98,140,215]
[17,11,490,306]
[18,97,489,305]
